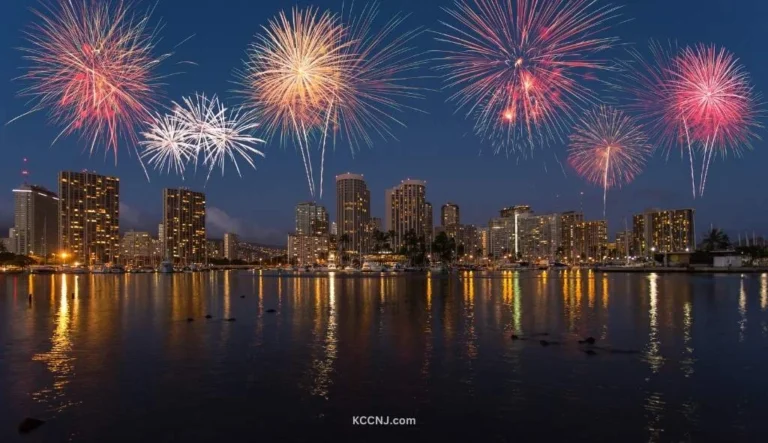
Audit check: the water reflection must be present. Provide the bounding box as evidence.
[645,273,663,373]
[739,279,747,342]
[4,272,768,441]
[31,276,80,413]
[310,278,337,399]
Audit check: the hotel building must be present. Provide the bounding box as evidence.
[162,188,206,264]
[59,171,120,265]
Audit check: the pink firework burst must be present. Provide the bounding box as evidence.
[671,44,761,195]
[15,0,170,164]
[568,106,652,216]
[436,0,622,154]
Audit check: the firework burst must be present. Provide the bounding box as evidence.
[140,94,265,181]
[671,44,760,196]
[568,106,652,216]
[436,0,621,155]
[15,0,170,166]
[238,7,346,197]
[239,3,423,198]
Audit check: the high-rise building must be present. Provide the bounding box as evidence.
[424,202,434,244]
[296,202,329,236]
[575,220,608,261]
[287,234,329,266]
[224,233,239,261]
[517,213,562,260]
[615,230,632,258]
[560,211,584,263]
[488,216,514,258]
[330,221,338,236]
[441,202,460,227]
[13,184,59,258]
[384,179,427,249]
[632,208,695,256]
[478,227,489,257]
[59,171,120,265]
[500,205,532,218]
[121,231,156,266]
[162,188,206,264]
[336,173,370,253]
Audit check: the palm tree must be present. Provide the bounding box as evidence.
[700,228,730,251]
[339,234,351,265]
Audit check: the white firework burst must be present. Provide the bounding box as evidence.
[140,93,266,180]
[139,112,196,177]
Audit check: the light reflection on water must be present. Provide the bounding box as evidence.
[2,271,768,441]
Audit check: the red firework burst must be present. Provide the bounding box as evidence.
[436,0,621,154]
[16,0,169,160]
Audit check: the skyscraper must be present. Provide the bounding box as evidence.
[424,202,434,244]
[385,179,427,249]
[560,211,584,263]
[500,205,532,218]
[336,173,370,253]
[13,184,59,258]
[632,208,695,256]
[224,233,239,261]
[576,220,608,261]
[296,202,329,236]
[162,188,206,264]
[441,202,460,227]
[59,171,120,265]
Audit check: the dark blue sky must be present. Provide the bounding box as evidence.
[1,0,767,245]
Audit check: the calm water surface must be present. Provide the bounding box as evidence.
[2,271,768,442]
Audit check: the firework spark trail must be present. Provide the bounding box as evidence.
[239,4,424,198]
[140,94,265,181]
[671,44,761,197]
[435,0,622,155]
[568,106,652,217]
[15,0,171,171]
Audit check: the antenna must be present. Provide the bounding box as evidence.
[21,158,29,184]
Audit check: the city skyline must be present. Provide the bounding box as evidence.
[1,0,767,245]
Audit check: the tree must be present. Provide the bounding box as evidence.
[339,234,351,265]
[700,228,730,251]
[0,242,6,254]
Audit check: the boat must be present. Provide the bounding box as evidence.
[429,263,448,274]
[66,266,89,274]
[91,265,110,274]
[391,264,405,273]
[110,265,126,274]
[361,261,383,272]
[29,265,57,274]
[536,259,550,270]
[327,263,338,272]
[158,261,175,274]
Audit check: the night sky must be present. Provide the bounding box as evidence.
[1,0,766,245]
